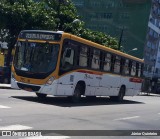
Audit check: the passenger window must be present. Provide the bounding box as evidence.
[124,59,129,75]
[65,48,74,64]
[120,58,125,74]
[131,61,136,76]
[138,64,141,77]
[79,46,88,67]
[114,56,121,73]
[103,53,111,71]
[91,49,100,69]
[61,47,75,71]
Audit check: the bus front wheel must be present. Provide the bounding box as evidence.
[36,93,47,99]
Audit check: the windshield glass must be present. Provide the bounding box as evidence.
[14,41,59,73]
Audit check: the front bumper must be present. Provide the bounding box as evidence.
[11,78,58,95]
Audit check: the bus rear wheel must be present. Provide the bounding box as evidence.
[110,87,125,102]
[36,93,47,99]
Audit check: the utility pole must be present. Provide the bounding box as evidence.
[118,27,124,50]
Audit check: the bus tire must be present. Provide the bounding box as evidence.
[110,86,125,102]
[71,85,81,103]
[36,93,47,99]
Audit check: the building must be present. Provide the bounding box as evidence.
[72,0,151,58]
[143,0,160,92]
[144,0,160,78]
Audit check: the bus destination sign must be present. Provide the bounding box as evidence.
[26,33,55,40]
[19,32,61,41]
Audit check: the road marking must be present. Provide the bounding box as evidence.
[22,136,70,139]
[113,116,140,121]
[0,125,32,130]
[0,105,11,109]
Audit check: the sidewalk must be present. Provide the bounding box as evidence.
[0,84,11,89]
[139,92,160,96]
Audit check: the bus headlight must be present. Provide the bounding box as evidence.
[46,77,55,85]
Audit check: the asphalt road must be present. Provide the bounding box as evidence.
[0,89,160,139]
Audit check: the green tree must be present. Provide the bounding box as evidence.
[0,0,81,66]
[0,0,120,66]
[44,0,79,30]
[80,29,119,50]
[0,0,57,66]
[62,18,119,50]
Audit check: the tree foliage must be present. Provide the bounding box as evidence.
[81,29,119,50]
[65,21,119,50]
[0,0,57,65]
[44,0,79,30]
[0,0,58,41]
[0,0,119,66]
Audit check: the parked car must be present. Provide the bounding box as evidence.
[0,66,11,84]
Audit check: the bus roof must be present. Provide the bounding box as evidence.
[18,30,143,63]
[20,30,64,34]
[62,32,144,63]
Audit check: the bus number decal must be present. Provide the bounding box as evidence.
[129,78,143,83]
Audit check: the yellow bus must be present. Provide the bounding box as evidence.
[0,46,7,67]
[0,44,15,67]
[0,53,5,67]
[11,30,143,102]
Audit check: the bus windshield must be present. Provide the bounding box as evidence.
[14,41,59,73]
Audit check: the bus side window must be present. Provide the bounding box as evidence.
[124,59,129,75]
[120,58,125,75]
[131,61,136,76]
[138,64,141,77]
[91,49,100,69]
[79,45,88,67]
[61,47,75,71]
[64,48,74,64]
[111,55,115,72]
[100,51,104,70]
[114,56,121,73]
[103,53,111,72]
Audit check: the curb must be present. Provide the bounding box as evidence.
[0,84,12,89]
[138,92,160,96]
